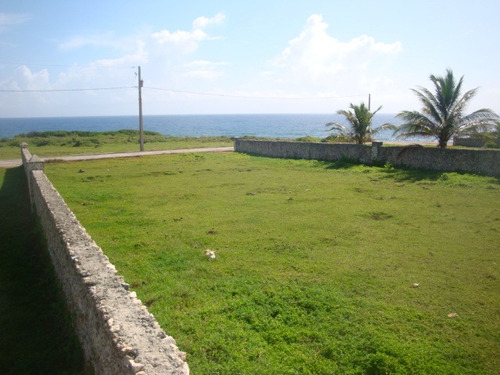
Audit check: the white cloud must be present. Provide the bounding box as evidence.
[11,65,50,90]
[0,12,407,116]
[151,13,224,54]
[57,31,142,52]
[51,38,147,92]
[271,14,402,88]
[0,13,229,116]
[152,28,208,46]
[0,13,30,32]
[59,32,117,50]
[192,13,225,29]
[182,60,229,80]
[91,40,148,68]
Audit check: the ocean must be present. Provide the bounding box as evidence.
[0,113,407,141]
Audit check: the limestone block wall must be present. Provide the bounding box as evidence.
[379,146,500,176]
[22,148,189,375]
[234,139,500,177]
[234,139,372,163]
[453,136,487,147]
[21,143,44,206]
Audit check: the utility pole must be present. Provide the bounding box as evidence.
[368,93,371,111]
[138,66,144,152]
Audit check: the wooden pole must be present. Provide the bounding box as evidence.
[138,66,144,152]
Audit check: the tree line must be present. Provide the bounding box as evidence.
[327,69,499,148]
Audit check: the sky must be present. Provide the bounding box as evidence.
[1,0,499,117]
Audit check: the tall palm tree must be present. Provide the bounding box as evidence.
[326,102,393,144]
[394,69,499,148]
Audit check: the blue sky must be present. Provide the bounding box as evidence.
[1,0,499,117]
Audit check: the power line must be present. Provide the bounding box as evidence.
[144,86,367,100]
[0,83,367,101]
[0,61,137,69]
[0,61,76,68]
[0,86,135,93]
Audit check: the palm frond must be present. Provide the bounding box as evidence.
[411,87,442,124]
[457,108,499,134]
[373,122,397,135]
[449,87,477,120]
[325,122,350,136]
[394,111,438,139]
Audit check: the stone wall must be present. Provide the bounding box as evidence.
[21,143,44,206]
[453,136,488,147]
[22,147,189,375]
[234,139,500,177]
[234,139,373,163]
[453,136,500,148]
[378,146,499,176]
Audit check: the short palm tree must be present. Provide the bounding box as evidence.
[326,102,393,144]
[394,69,499,148]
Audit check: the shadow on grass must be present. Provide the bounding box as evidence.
[0,167,90,374]
[378,167,448,182]
[316,158,500,183]
[315,157,449,178]
[316,159,364,170]
[379,166,500,183]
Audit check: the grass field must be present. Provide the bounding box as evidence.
[0,130,233,159]
[46,152,499,374]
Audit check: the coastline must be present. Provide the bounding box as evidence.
[0,113,402,140]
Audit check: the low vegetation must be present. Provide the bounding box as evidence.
[46,152,500,374]
[0,130,233,159]
[2,128,497,163]
[476,121,500,148]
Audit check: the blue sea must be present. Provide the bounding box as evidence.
[0,113,407,141]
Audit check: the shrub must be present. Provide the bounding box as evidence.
[34,139,50,146]
[322,134,352,143]
[485,141,500,149]
[295,136,321,142]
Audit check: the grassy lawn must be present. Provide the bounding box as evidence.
[46,152,499,374]
[0,130,233,159]
[0,167,88,374]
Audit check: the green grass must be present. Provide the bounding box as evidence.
[46,153,500,374]
[0,130,233,159]
[0,167,89,374]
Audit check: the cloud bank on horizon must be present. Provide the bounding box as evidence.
[0,1,499,117]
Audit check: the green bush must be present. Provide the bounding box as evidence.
[294,136,321,142]
[322,134,352,143]
[485,141,500,149]
[34,139,51,146]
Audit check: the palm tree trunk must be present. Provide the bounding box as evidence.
[438,138,448,148]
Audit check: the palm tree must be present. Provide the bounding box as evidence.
[326,102,393,144]
[394,69,499,148]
